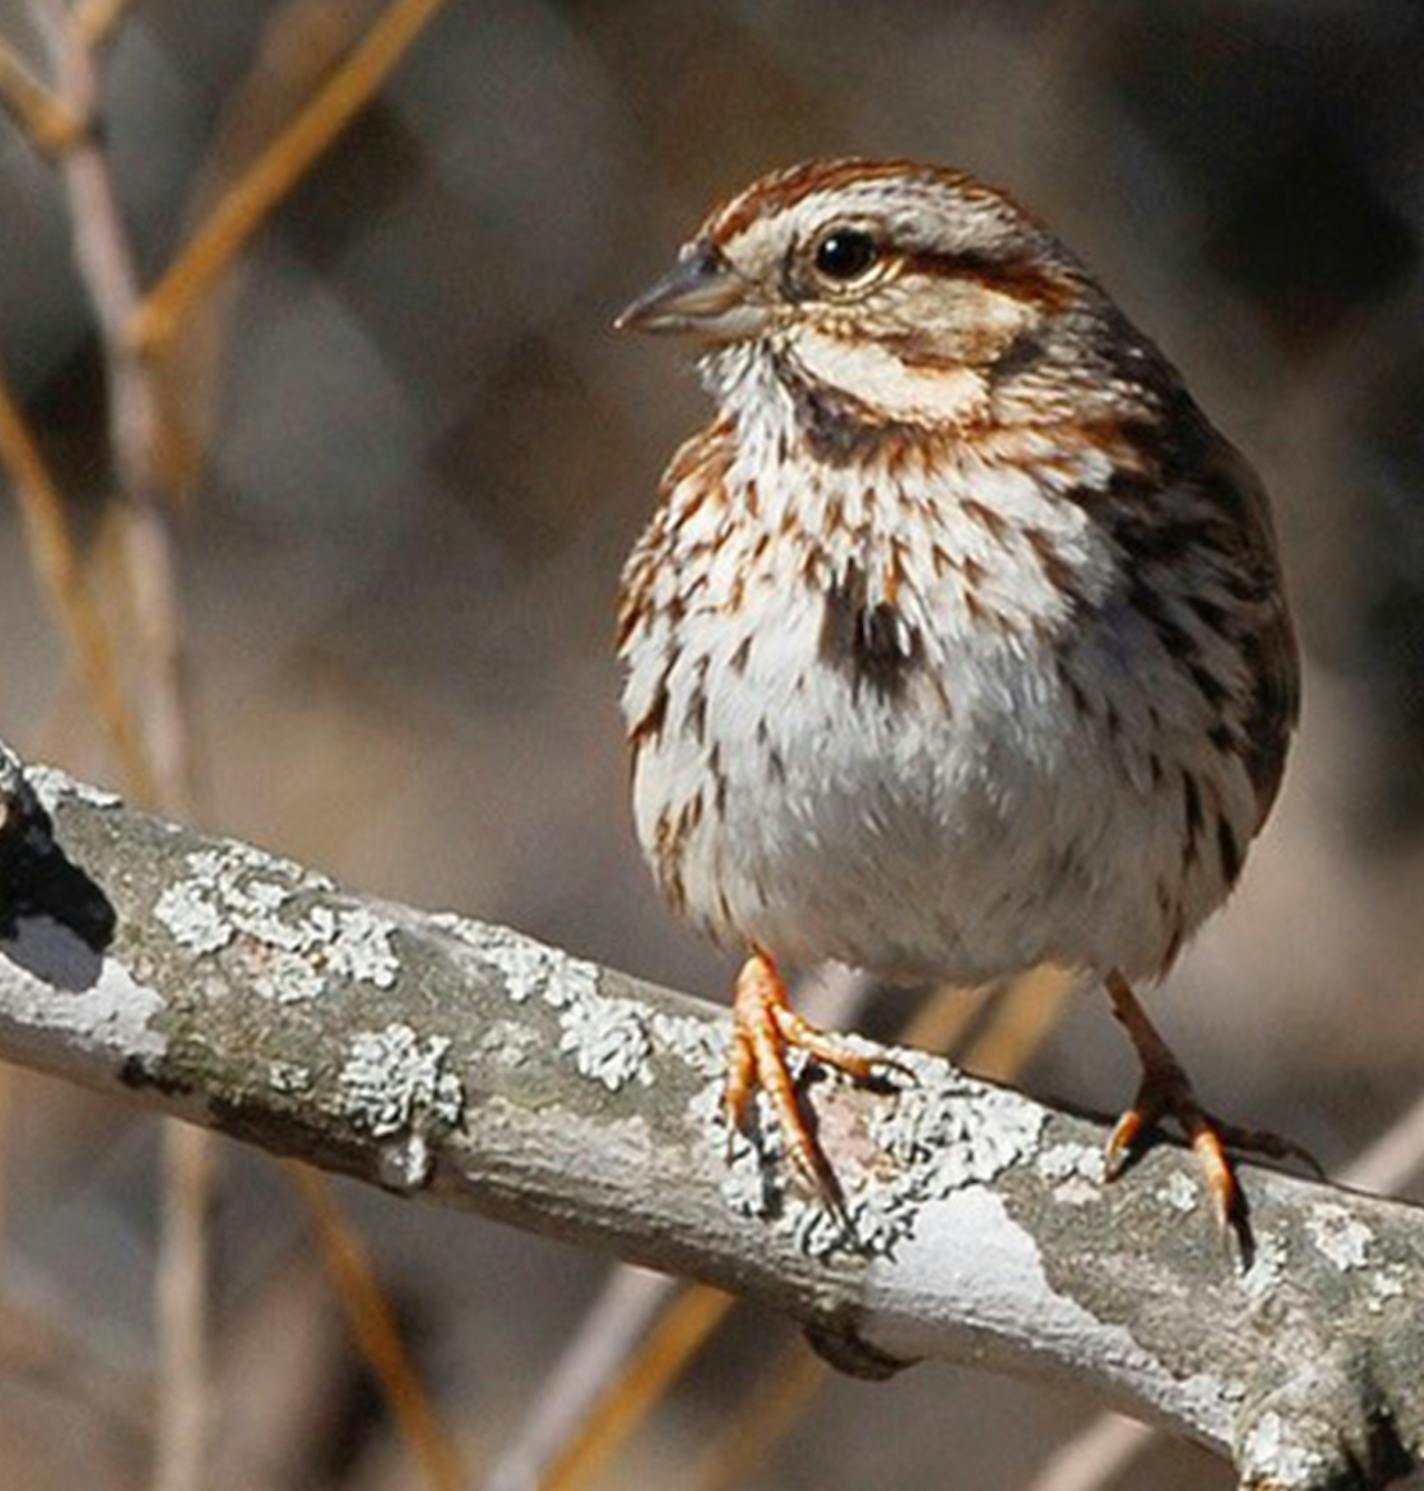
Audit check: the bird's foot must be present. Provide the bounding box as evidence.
[1105,1056,1241,1232]
[725,952,888,1204]
[1103,971,1323,1237]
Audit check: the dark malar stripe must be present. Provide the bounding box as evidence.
[770,348,921,469]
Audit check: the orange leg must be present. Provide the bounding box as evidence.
[1103,970,1321,1233]
[725,951,884,1199]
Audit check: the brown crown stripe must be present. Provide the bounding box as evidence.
[707,158,998,243]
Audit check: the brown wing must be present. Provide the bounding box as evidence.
[1202,434,1300,832]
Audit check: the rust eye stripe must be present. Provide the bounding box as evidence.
[899,250,1075,310]
[781,242,1074,313]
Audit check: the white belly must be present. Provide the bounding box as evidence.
[623,440,1260,986]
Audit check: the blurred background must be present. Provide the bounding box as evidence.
[0,1,1422,1487]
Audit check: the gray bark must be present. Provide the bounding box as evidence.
[0,739,1419,1490]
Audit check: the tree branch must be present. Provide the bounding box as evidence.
[0,740,1419,1491]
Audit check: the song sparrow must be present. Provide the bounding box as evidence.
[615,158,1301,1228]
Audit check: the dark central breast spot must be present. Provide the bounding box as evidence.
[819,561,924,702]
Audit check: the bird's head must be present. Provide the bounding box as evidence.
[616,158,1097,429]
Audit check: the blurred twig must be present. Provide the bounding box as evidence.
[543,1286,736,1491]
[1342,1086,1424,1195]
[484,1267,683,1491]
[153,1123,214,1491]
[691,1343,826,1491]
[952,963,1075,1076]
[30,6,209,1484]
[15,5,462,1485]
[128,0,452,353]
[149,0,375,504]
[0,1291,151,1440]
[285,1163,467,1491]
[35,0,195,808]
[1024,1413,1157,1491]
[0,35,79,153]
[72,0,139,49]
[0,365,158,802]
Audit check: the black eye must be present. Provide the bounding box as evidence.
[813,229,878,282]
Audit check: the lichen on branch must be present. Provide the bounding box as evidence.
[0,739,1420,1491]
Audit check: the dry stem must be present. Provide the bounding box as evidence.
[128,0,452,353]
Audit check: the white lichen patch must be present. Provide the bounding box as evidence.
[429,913,659,1094]
[338,1023,464,1141]
[268,1061,312,1095]
[1034,1140,1103,1205]
[432,915,600,1009]
[156,882,232,956]
[1243,1229,1289,1302]
[1157,1170,1200,1214]
[695,1046,1047,1262]
[379,1132,434,1193]
[25,762,122,812]
[558,992,653,1091]
[314,905,402,987]
[648,1010,726,1078]
[1037,1141,1105,1186]
[1305,1203,1373,1270]
[1367,1264,1407,1314]
[154,843,398,1001]
[0,918,166,1061]
[1239,1410,1325,1489]
[874,1060,1042,1178]
[249,947,326,1005]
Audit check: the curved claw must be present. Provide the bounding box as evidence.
[1102,970,1325,1241]
[724,952,886,1208]
[1105,1073,1241,1233]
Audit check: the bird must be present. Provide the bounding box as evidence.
[614,157,1302,1230]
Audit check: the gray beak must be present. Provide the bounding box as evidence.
[614,242,766,340]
